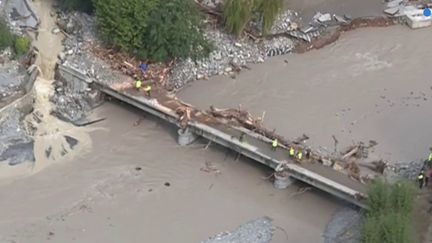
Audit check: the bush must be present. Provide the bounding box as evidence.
[223,0,255,37]
[14,36,30,55]
[360,179,416,243]
[57,0,94,13]
[143,0,213,61]
[223,0,282,36]
[0,20,14,51]
[93,0,212,61]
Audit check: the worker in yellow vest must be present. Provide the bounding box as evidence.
[144,84,152,97]
[418,170,425,189]
[297,151,303,161]
[135,79,142,90]
[271,138,278,151]
[289,147,295,157]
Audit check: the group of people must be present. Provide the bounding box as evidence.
[134,62,152,96]
[271,138,310,162]
[417,150,432,189]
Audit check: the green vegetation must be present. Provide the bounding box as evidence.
[223,0,283,36]
[14,36,30,55]
[0,20,14,51]
[93,0,212,61]
[360,179,416,243]
[57,0,94,13]
[143,0,213,61]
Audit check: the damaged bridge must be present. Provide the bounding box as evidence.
[59,64,368,209]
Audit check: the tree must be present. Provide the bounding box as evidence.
[93,0,212,61]
[93,0,158,53]
[143,0,213,61]
[0,20,14,51]
[57,0,94,13]
[223,0,282,36]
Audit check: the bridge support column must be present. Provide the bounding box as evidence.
[177,128,198,146]
[274,171,295,189]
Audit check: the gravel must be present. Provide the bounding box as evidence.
[202,217,274,243]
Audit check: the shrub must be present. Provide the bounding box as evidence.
[223,0,255,37]
[57,0,94,13]
[256,0,283,35]
[0,20,14,51]
[223,0,282,36]
[143,0,213,61]
[360,179,416,243]
[14,36,30,55]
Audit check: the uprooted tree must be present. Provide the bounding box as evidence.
[92,0,213,61]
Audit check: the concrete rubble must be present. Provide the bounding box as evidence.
[0,109,34,166]
[0,49,27,107]
[202,217,274,243]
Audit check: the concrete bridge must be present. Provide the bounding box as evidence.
[58,64,368,208]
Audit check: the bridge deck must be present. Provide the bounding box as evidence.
[60,64,367,207]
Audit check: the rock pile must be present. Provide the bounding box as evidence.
[386,160,424,179]
[202,217,274,243]
[168,27,266,88]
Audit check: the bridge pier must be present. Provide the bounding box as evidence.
[274,171,295,189]
[177,128,198,146]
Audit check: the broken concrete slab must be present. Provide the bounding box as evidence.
[406,13,432,29]
[384,7,400,16]
[387,0,403,8]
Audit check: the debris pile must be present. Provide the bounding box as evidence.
[199,0,224,10]
[50,84,91,123]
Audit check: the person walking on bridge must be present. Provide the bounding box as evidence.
[427,148,432,166]
[271,138,278,151]
[297,150,303,161]
[239,133,246,143]
[144,84,152,97]
[418,169,426,189]
[289,147,295,157]
[134,79,142,91]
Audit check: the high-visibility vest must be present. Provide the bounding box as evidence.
[297,152,303,160]
[272,139,278,147]
[135,80,142,88]
[428,152,432,161]
[289,147,295,156]
[144,85,152,92]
